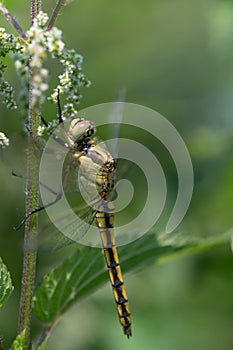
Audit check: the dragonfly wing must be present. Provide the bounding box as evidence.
[38,204,96,252]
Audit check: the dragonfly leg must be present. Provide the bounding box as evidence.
[15,190,63,231]
[41,115,68,148]
[57,91,74,146]
[12,168,64,230]
[12,170,59,197]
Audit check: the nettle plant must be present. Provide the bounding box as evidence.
[0,2,95,349]
[0,2,139,349]
[1,1,232,350]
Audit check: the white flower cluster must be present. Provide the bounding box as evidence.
[0,27,22,51]
[37,124,46,136]
[0,27,22,109]
[45,27,65,56]
[49,49,91,117]
[0,27,11,45]
[36,118,61,137]
[0,132,9,148]
[0,11,91,126]
[15,12,66,112]
[26,13,50,111]
[22,11,90,117]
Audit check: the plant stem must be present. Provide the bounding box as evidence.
[36,324,52,349]
[30,0,41,25]
[0,3,27,40]
[37,326,50,348]
[47,0,66,31]
[36,316,60,349]
[18,1,41,348]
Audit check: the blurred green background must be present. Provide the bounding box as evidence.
[1,0,233,349]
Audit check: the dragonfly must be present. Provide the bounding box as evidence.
[30,92,132,338]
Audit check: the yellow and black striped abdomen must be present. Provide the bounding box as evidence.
[95,210,132,338]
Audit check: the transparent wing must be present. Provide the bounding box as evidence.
[37,98,126,252]
[38,202,97,252]
[106,89,125,159]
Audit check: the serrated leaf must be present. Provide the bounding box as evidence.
[0,257,14,307]
[10,329,26,350]
[33,229,232,324]
[33,245,106,322]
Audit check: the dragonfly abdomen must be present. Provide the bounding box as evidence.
[96,211,132,338]
[84,143,132,336]
[104,246,132,338]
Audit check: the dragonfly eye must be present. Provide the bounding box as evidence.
[69,118,95,142]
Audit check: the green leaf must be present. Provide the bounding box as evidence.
[33,229,232,324]
[33,230,232,323]
[33,245,106,322]
[0,257,14,307]
[10,329,26,350]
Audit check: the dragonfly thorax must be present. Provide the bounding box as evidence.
[68,118,95,144]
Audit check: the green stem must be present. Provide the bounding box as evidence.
[18,1,41,348]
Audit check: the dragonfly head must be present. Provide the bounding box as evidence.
[68,118,96,144]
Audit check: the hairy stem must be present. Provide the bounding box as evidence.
[0,3,27,40]
[30,0,41,25]
[18,0,41,347]
[47,0,66,31]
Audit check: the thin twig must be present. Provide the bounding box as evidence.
[47,0,67,31]
[0,3,27,40]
